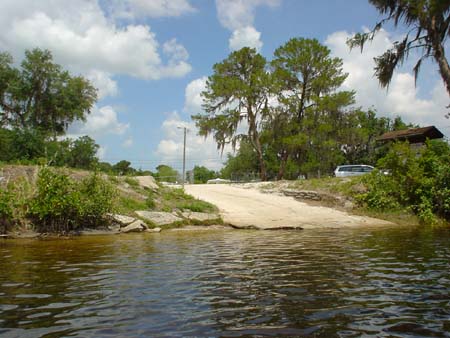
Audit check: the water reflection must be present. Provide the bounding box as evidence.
[1,227,450,337]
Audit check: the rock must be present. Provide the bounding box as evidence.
[344,201,354,210]
[108,213,136,227]
[181,211,220,222]
[135,211,182,226]
[121,220,148,233]
[281,189,299,197]
[134,176,159,190]
[146,227,162,233]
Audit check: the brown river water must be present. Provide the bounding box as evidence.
[0,226,450,337]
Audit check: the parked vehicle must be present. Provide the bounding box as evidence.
[207,178,231,184]
[334,165,374,177]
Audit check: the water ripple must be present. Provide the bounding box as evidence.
[0,226,449,337]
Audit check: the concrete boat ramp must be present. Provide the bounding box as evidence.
[185,184,393,230]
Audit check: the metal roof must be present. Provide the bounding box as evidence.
[377,126,444,142]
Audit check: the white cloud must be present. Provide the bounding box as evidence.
[109,0,195,20]
[0,0,192,98]
[97,146,107,160]
[325,29,449,133]
[229,26,262,51]
[156,112,231,171]
[184,77,207,114]
[86,70,118,100]
[215,0,280,51]
[122,137,134,148]
[69,105,129,138]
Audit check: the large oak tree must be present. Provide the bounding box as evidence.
[0,48,97,136]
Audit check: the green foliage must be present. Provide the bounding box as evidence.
[77,172,115,228]
[0,188,13,233]
[357,141,450,224]
[347,0,450,101]
[66,136,99,169]
[0,128,100,170]
[113,160,135,176]
[0,48,97,135]
[124,176,140,189]
[193,165,217,183]
[146,190,156,209]
[115,196,147,215]
[193,47,272,180]
[160,187,216,213]
[29,168,115,232]
[155,164,178,183]
[220,140,260,179]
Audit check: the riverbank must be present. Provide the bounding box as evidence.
[0,165,221,237]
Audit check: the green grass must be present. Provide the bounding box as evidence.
[158,187,217,213]
[286,176,365,197]
[115,195,147,215]
[124,176,140,190]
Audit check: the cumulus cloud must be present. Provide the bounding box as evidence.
[86,70,118,100]
[156,112,231,171]
[68,105,129,138]
[0,0,192,92]
[229,26,262,51]
[215,0,280,51]
[184,77,207,114]
[325,29,449,133]
[122,137,134,148]
[109,0,195,20]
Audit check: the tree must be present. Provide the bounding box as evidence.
[193,47,272,181]
[192,165,216,183]
[220,140,260,180]
[113,160,135,176]
[67,136,99,169]
[347,0,450,102]
[0,48,97,135]
[270,38,355,178]
[155,164,178,183]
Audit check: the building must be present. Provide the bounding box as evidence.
[377,126,444,145]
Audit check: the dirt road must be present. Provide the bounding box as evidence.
[185,184,394,230]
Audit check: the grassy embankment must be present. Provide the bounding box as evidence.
[262,174,448,227]
[0,165,219,234]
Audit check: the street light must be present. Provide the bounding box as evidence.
[177,126,187,189]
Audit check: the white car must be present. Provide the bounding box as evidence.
[206,178,231,184]
[334,165,374,177]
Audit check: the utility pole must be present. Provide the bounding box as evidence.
[182,127,187,189]
[177,126,188,189]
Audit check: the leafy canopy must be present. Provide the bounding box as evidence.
[347,0,450,105]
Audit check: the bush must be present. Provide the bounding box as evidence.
[78,172,115,228]
[29,168,115,232]
[358,141,450,224]
[0,188,13,233]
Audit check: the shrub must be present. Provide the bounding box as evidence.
[358,141,450,224]
[29,168,115,232]
[29,167,80,232]
[0,188,13,233]
[78,172,115,228]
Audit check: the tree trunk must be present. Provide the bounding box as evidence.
[254,133,267,181]
[434,42,450,97]
[430,16,450,100]
[277,150,289,180]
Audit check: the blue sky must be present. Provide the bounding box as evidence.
[0,0,448,172]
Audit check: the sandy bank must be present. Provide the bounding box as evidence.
[185,184,394,230]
